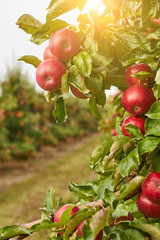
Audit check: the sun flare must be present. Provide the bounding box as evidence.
[82,0,105,16]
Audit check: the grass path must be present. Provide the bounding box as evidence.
[0,133,101,239]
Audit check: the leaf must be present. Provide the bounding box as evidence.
[31,19,69,45]
[85,72,103,92]
[69,182,96,200]
[18,55,41,68]
[44,188,55,212]
[30,220,62,233]
[0,225,31,240]
[145,101,160,119]
[112,203,129,219]
[73,52,92,77]
[95,91,106,107]
[130,220,160,240]
[61,71,69,94]
[117,176,144,201]
[145,118,160,136]
[97,172,115,198]
[16,14,43,34]
[90,208,109,238]
[118,147,139,177]
[138,136,160,155]
[84,31,98,55]
[89,96,101,119]
[46,0,86,21]
[125,125,143,138]
[152,149,160,173]
[52,97,67,123]
[60,205,74,225]
[92,53,114,67]
[125,229,145,240]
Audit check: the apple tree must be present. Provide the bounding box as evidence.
[1,0,160,239]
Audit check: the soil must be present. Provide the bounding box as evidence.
[0,132,100,195]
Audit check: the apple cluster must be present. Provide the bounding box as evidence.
[54,204,103,239]
[121,63,156,137]
[137,172,160,218]
[35,28,88,99]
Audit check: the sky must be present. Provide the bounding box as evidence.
[0,0,117,94]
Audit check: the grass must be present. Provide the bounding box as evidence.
[0,134,100,239]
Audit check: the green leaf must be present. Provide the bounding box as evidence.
[95,91,106,107]
[52,97,67,123]
[130,220,160,240]
[125,229,145,240]
[61,71,69,95]
[84,31,98,55]
[97,172,115,199]
[69,182,96,200]
[46,0,86,21]
[60,205,74,225]
[85,72,103,92]
[152,149,160,173]
[138,136,160,155]
[115,117,123,137]
[30,220,62,233]
[125,125,143,138]
[145,101,160,119]
[0,225,31,240]
[117,176,144,201]
[73,52,92,77]
[44,90,61,103]
[31,19,69,45]
[18,55,41,68]
[89,137,113,169]
[16,14,43,34]
[89,96,101,119]
[104,189,116,206]
[118,147,139,177]
[92,53,114,67]
[112,203,129,219]
[145,118,160,136]
[44,188,55,212]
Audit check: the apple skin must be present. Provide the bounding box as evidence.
[76,220,103,239]
[54,204,80,235]
[121,115,146,137]
[49,28,81,60]
[43,46,55,60]
[142,172,160,204]
[36,59,66,91]
[110,128,118,136]
[122,85,155,115]
[137,192,160,218]
[125,63,153,86]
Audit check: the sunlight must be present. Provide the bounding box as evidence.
[82,0,105,16]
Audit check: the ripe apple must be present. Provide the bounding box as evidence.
[76,220,103,239]
[122,85,155,115]
[125,63,153,86]
[137,192,160,218]
[43,46,55,60]
[121,115,146,137]
[54,204,80,235]
[142,172,160,204]
[36,59,66,91]
[49,28,81,60]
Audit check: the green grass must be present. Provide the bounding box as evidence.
[0,134,100,239]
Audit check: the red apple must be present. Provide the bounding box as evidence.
[121,115,146,137]
[110,128,118,136]
[49,28,81,60]
[125,63,153,86]
[76,220,103,239]
[36,59,66,91]
[122,85,155,115]
[54,204,80,235]
[43,46,55,60]
[137,192,160,218]
[142,172,160,204]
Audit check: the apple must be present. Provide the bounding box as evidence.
[43,46,55,60]
[122,85,155,115]
[137,192,160,218]
[54,204,80,235]
[125,63,153,86]
[142,172,160,204]
[49,28,81,60]
[76,220,103,239]
[70,76,88,99]
[36,59,66,91]
[121,115,146,137]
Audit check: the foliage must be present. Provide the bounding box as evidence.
[1,0,160,239]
